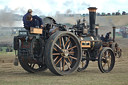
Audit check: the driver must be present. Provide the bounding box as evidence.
[25,14,43,30]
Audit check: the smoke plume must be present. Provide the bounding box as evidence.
[63,1,90,13]
[0,7,16,27]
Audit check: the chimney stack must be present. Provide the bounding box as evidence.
[88,7,97,36]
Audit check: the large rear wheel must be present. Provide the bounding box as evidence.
[45,31,82,75]
[18,38,47,73]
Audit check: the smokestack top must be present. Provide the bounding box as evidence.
[95,24,99,29]
[112,26,116,29]
[88,7,97,12]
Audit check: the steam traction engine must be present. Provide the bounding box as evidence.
[102,27,122,58]
[13,7,115,75]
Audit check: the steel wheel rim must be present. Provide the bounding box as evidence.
[19,56,47,72]
[19,39,47,72]
[100,49,114,72]
[51,34,80,73]
[102,50,111,70]
[77,50,89,72]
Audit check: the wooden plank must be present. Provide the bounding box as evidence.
[30,28,43,34]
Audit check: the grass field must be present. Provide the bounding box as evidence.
[0,38,128,85]
[0,58,128,85]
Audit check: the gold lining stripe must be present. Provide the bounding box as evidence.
[95,26,99,29]
[88,9,97,12]
[88,7,97,12]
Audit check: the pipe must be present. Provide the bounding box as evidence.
[95,24,99,36]
[88,7,97,36]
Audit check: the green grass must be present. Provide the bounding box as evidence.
[0,47,15,60]
[0,59,128,85]
[0,47,13,53]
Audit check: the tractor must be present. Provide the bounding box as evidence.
[13,7,115,75]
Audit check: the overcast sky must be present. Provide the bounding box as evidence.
[0,0,128,15]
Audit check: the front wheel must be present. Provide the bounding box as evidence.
[117,49,122,58]
[45,31,82,75]
[77,50,89,72]
[98,47,115,73]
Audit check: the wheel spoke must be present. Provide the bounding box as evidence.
[68,57,72,64]
[53,48,58,52]
[55,57,62,65]
[107,61,110,68]
[102,57,105,60]
[108,52,111,57]
[102,62,106,67]
[62,37,65,49]
[68,46,77,50]
[32,64,35,68]
[60,59,62,71]
[55,43,62,50]
[103,51,111,69]
[64,59,71,69]
[52,53,60,55]
[107,56,111,68]
[46,33,82,75]
[82,61,84,67]
[29,63,35,68]
[67,41,71,49]
[69,51,75,54]
[106,50,109,56]
[108,57,111,62]
[69,56,77,60]
[103,52,106,57]
[98,48,115,73]
[64,37,70,47]
[54,56,59,62]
